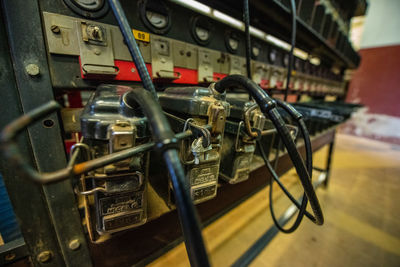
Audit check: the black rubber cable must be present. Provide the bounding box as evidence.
[214,75,323,226]
[124,88,210,267]
[257,99,317,233]
[107,1,209,264]
[243,0,252,79]
[108,0,158,100]
[284,0,297,101]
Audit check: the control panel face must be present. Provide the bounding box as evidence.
[41,0,344,96]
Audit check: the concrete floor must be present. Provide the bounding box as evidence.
[150,134,400,267]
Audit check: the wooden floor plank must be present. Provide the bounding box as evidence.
[149,134,400,267]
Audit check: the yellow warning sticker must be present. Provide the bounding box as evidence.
[132,29,150,43]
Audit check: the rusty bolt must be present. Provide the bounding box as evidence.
[50,25,60,34]
[37,251,52,263]
[68,239,81,251]
[25,64,40,76]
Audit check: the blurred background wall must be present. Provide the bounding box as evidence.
[342,0,400,145]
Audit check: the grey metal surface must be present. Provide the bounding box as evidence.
[1,0,92,266]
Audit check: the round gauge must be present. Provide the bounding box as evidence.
[139,0,171,34]
[73,0,103,10]
[294,57,303,71]
[63,0,108,18]
[283,54,289,67]
[195,27,210,41]
[268,48,277,64]
[225,31,240,53]
[145,10,168,29]
[190,16,212,46]
[252,46,260,58]
[228,38,239,51]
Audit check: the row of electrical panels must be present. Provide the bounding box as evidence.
[43,10,344,96]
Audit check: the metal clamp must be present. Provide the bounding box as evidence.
[235,121,245,152]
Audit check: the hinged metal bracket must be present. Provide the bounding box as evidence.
[77,21,118,77]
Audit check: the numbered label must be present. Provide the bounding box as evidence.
[132,29,150,43]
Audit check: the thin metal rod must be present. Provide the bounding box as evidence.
[284,0,297,101]
[243,0,252,79]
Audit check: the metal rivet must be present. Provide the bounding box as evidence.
[37,251,52,263]
[68,239,80,251]
[131,68,136,73]
[25,64,40,76]
[5,253,16,261]
[50,25,60,34]
[93,49,101,55]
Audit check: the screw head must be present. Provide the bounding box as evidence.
[37,251,52,263]
[50,25,60,34]
[68,239,81,251]
[25,64,40,76]
[93,49,101,55]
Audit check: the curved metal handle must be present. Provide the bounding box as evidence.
[0,101,73,183]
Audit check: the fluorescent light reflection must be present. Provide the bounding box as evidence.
[266,35,291,50]
[250,26,266,39]
[170,0,211,14]
[171,0,313,64]
[213,10,244,29]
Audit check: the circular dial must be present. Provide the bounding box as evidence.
[294,57,301,70]
[139,0,171,34]
[252,46,260,57]
[190,16,212,45]
[283,54,289,67]
[225,31,240,53]
[63,0,108,18]
[195,27,210,41]
[268,49,277,64]
[145,10,168,29]
[228,38,239,51]
[72,0,103,10]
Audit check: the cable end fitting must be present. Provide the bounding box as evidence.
[260,99,276,114]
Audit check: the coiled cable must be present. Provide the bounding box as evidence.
[257,99,316,233]
[214,75,324,227]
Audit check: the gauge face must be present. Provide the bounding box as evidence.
[145,10,168,29]
[269,49,277,64]
[191,16,212,45]
[225,31,240,53]
[72,0,103,10]
[139,0,171,34]
[63,0,108,18]
[294,58,300,70]
[252,46,260,57]
[228,38,239,51]
[195,27,210,42]
[283,54,289,67]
